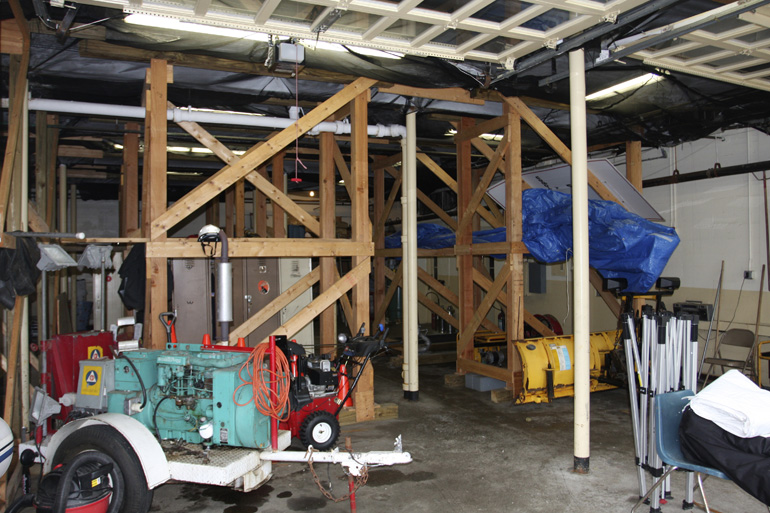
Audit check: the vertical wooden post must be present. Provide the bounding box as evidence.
[35,111,50,216]
[350,91,373,422]
[373,161,385,333]
[626,140,642,190]
[504,108,524,392]
[145,59,170,349]
[45,114,58,228]
[319,132,336,354]
[234,179,245,237]
[205,199,220,227]
[121,121,140,237]
[255,166,268,237]
[272,152,286,238]
[456,117,475,365]
[626,140,644,315]
[225,187,235,237]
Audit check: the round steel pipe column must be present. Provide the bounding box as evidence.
[402,110,419,400]
[570,49,591,474]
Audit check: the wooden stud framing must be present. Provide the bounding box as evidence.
[271,152,285,237]
[319,131,337,354]
[456,117,476,365]
[144,59,170,349]
[121,121,140,237]
[349,90,374,422]
[151,78,376,238]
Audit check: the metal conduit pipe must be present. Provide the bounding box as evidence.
[642,160,770,188]
[12,98,407,139]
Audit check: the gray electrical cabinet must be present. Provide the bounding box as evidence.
[232,258,281,346]
[172,258,213,344]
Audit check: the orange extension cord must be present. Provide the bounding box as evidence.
[233,342,291,421]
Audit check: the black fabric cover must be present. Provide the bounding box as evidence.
[679,407,770,506]
[0,249,15,309]
[10,238,41,296]
[117,243,145,312]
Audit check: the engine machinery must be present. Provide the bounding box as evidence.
[76,342,272,449]
[71,325,387,451]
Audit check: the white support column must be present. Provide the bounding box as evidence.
[570,49,590,473]
[403,110,419,400]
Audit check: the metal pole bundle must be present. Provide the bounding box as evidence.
[625,310,700,511]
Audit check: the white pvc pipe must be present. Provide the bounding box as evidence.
[570,49,591,473]
[12,99,407,139]
[401,133,411,396]
[403,111,419,399]
[260,446,412,476]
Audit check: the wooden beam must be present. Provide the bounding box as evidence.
[3,297,24,433]
[28,201,50,233]
[254,166,268,237]
[626,140,643,190]
[151,78,377,237]
[319,131,336,354]
[145,60,170,350]
[378,84,485,105]
[373,261,402,327]
[415,151,500,228]
[271,152,285,237]
[172,110,321,237]
[454,241,528,256]
[590,268,622,318]
[0,9,29,236]
[332,142,354,199]
[375,248,455,258]
[501,96,622,205]
[453,115,509,143]
[417,267,458,306]
[417,189,458,231]
[504,105,525,389]
[0,18,23,55]
[228,267,320,344]
[373,160,386,339]
[234,179,245,237]
[261,259,370,345]
[472,268,556,338]
[456,265,511,356]
[121,121,140,237]
[456,137,510,234]
[350,90,373,422]
[373,170,402,243]
[45,114,59,228]
[145,239,373,258]
[456,117,475,365]
[458,357,511,383]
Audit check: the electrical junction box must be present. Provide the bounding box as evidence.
[75,358,115,411]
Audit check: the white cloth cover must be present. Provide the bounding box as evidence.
[689,370,770,438]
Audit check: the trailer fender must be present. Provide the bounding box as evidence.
[44,413,170,489]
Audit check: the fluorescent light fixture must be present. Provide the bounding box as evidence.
[309,191,315,197]
[114,143,124,150]
[444,128,503,142]
[125,14,269,42]
[299,39,403,59]
[167,146,191,153]
[586,73,664,102]
[190,147,214,154]
[338,179,345,184]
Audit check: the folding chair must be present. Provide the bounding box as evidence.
[702,329,757,385]
[631,390,729,513]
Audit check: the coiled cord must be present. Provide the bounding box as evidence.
[234,342,291,421]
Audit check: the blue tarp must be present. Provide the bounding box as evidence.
[385,189,679,292]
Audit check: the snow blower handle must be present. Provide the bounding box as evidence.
[159,312,176,344]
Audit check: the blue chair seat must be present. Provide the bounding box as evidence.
[631,389,729,513]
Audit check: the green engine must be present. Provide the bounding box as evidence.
[76,343,272,449]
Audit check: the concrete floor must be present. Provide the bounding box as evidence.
[151,361,769,513]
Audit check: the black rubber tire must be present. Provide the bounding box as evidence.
[51,425,153,513]
[299,411,340,450]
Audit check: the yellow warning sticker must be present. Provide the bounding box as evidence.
[81,365,102,396]
[87,346,103,359]
[91,477,101,488]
